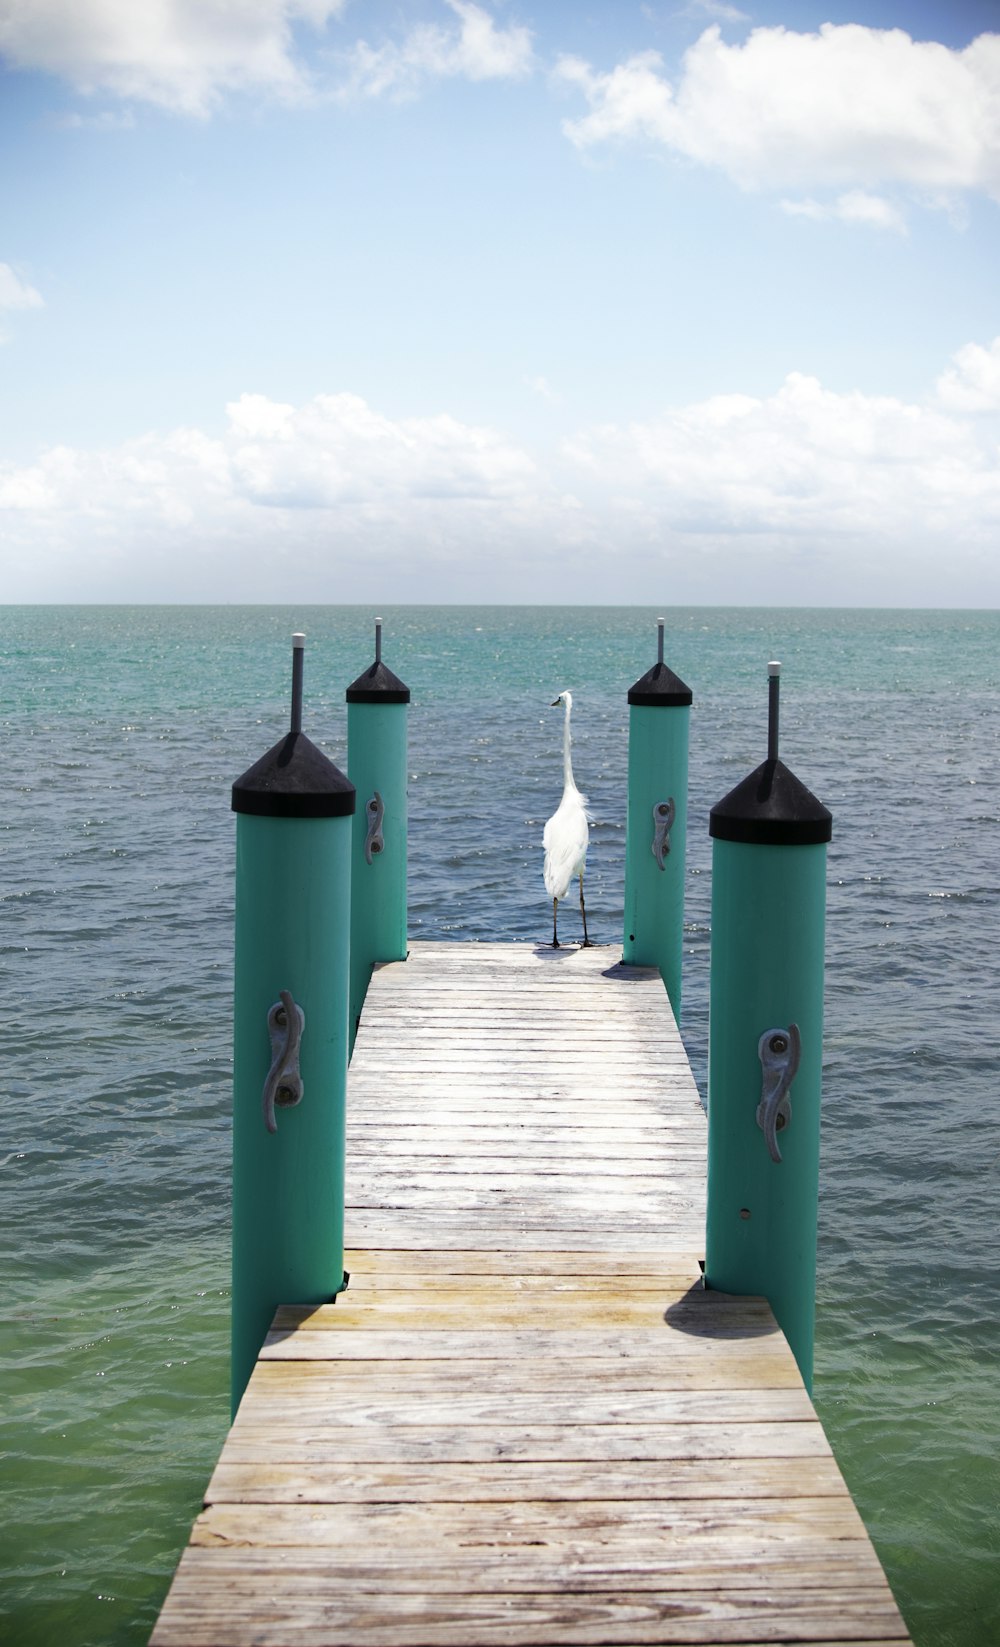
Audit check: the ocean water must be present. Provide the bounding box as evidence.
[1,604,997,1647]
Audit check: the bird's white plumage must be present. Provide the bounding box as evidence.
[543,794,589,899]
[543,690,590,901]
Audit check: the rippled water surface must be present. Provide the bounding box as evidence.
[1,605,998,1647]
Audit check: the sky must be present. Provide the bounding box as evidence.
[1,0,999,605]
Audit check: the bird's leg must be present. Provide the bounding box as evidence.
[552,897,560,948]
[579,873,593,947]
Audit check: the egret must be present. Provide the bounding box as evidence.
[543,690,593,948]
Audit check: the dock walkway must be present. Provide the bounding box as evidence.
[152,941,911,1646]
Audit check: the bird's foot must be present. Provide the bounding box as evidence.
[581,938,595,948]
[551,938,561,949]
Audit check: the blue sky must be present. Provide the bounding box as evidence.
[1,0,999,604]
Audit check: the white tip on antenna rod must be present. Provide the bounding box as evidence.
[657,618,665,665]
[292,632,305,649]
[375,617,383,665]
[768,659,781,676]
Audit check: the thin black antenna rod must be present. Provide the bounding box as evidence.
[767,660,781,761]
[657,618,665,667]
[291,632,305,735]
[375,617,382,666]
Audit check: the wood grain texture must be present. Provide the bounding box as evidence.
[344,944,705,1256]
[151,943,911,1647]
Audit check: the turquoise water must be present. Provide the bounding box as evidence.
[1,605,998,1646]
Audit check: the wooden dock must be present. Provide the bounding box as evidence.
[152,941,912,1646]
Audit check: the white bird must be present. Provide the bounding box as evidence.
[543,690,593,949]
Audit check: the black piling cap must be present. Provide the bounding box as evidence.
[232,732,356,817]
[628,618,692,707]
[346,617,410,704]
[710,759,832,845]
[709,662,831,846]
[232,634,356,819]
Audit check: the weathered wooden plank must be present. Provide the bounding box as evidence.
[160,1539,895,1591]
[383,976,659,988]
[347,1207,704,1232]
[346,1169,703,1192]
[260,1327,784,1362]
[349,1082,698,1101]
[344,1214,706,1232]
[191,1495,872,1548]
[251,1361,800,1399]
[359,973,667,990]
[343,1216,705,1239]
[271,1287,763,1317]
[232,1384,818,1428]
[276,1284,761,1318]
[368,957,647,976]
[360,1027,689,1045]
[350,1064,694,1083]
[347,1103,702,1123]
[155,1617,905,1647]
[271,1286,768,1316]
[341,1250,705,1277]
[205,1456,847,1505]
[351,1072,695,1088]
[291,1298,727,1332]
[346,1138,706,1159]
[218,1421,834,1465]
[343,1219,706,1237]
[349,1083,700,1101]
[345,1187,705,1219]
[352,1041,695,1061]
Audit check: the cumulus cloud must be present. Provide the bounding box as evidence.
[556,24,1000,210]
[0,262,43,342]
[0,0,348,116]
[680,2,750,21]
[526,375,560,403]
[0,391,550,599]
[0,263,43,311]
[55,109,136,131]
[779,190,908,233]
[561,368,1000,584]
[2,360,999,603]
[935,338,1000,412]
[224,390,537,505]
[338,1,533,100]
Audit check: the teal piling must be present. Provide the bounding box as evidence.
[229,633,355,1416]
[622,618,692,1019]
[346,618,410,1052]
[705,662,832,1392]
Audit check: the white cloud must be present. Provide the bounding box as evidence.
[2,360,999,603]
[677,1,751,24]
[556,50,674,147]
[556,24,1000,205]
[780,190,909,233]
[0,391,551,598]
[0,263,44,311]
[224,390,536,505]
[0,0,348,116]
[526,375,560,403]
[935,338,1000,412]
[339,1,533,100]
[55,109,136,131]
[562,368,1000,557]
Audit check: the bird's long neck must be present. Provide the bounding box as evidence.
[562,699,576,792]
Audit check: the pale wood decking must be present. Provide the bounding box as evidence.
[151,942,912,1646]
